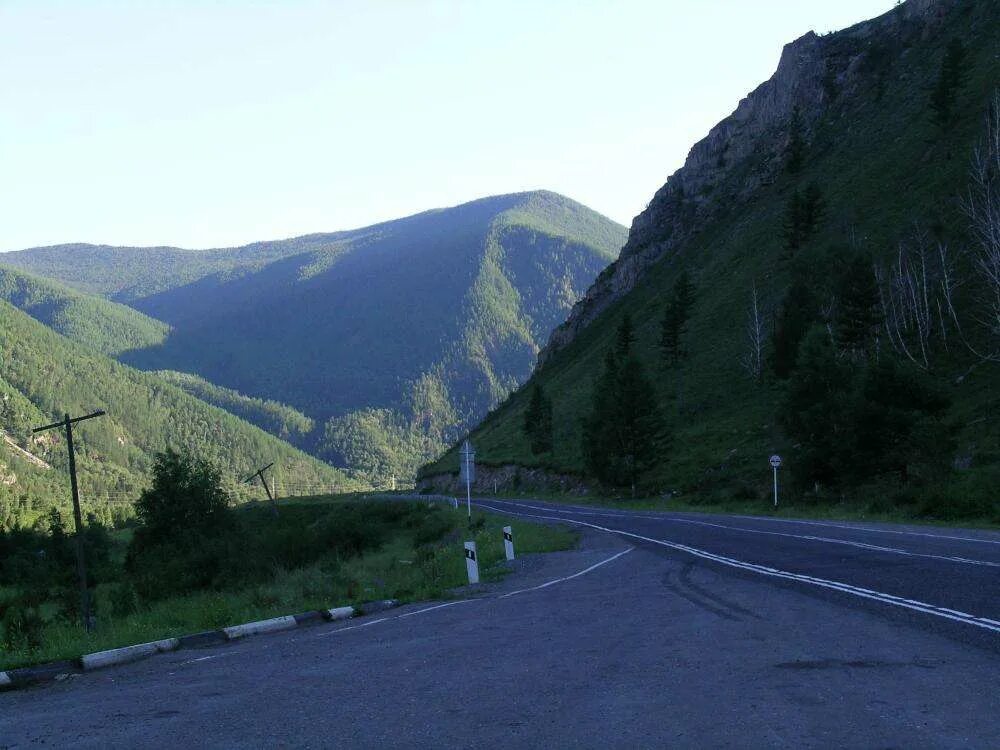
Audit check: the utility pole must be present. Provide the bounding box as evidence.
[460,440,475,521]
[33,410,106,632]
[244,462,278,517]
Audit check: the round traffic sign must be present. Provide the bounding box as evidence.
[769,455,782,468]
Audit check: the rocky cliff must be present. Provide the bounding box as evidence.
[539,0,957,365]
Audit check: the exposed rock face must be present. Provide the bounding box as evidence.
[419,464,592,496]
[538,0,956,366]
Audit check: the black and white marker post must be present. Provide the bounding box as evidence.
[460,439,475,521]
[769,454,782,507]
[503,525,515,561]
[464,541,479,584]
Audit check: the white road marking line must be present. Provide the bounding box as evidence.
[398,601,473,618]
[319,617,389,636]
[476,502,1000,635]
[492,499,1000,547]
[178,653,235,667]
[641,515,1000,568]
[499,547,634,599]
[488,500,1000,565]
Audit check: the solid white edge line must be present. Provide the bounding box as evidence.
[398,601,473,618]
[476,502,1000,635]
[499,548,634,599]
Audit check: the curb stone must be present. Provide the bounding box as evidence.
[81,638,179,671]
[0,599,399,693]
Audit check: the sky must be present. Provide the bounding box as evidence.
[0,0,896,252]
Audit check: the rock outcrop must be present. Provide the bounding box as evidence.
[538,0,956,366]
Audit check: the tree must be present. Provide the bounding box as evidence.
[740,284,767,381]
[786,106,805,174]
[848,358,950,483]
[659,271,695,366]
[780,327,854,490]
[523,383,553,455]
[782,184,825,257]
[616,313,636,357]
[930,37,967,129]
[770,280,817,379]
[133,449,231,543]
[582,349,665,496]
[835,252,882,359]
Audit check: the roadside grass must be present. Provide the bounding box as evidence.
[0,498,575,672]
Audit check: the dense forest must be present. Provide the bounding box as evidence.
[424,0,1000,521]
[0,302,355,530]
[5,192,625,485]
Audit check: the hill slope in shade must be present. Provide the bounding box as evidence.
[6,192,626,484]
[0,265,170,356]
[0,301,355,527]
[423,0,1000,514]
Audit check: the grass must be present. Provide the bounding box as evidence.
[0,497,575,672]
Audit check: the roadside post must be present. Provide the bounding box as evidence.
[464,541,479,584]
[503,526,515,561]
[769,454,782,507]
[32,410,106,632]
[460,440,475,521]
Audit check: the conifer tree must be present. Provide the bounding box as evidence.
[659,271,695,366]
[523,383,553,455]
[835,252,882,359]
[786,106,805,174]
[616,313,636,357]
[770,280,817,379]
[930,37,968,129]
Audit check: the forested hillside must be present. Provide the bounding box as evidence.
[0,302,354,529]
[0,266,169,356]
[6,192,625,484]
[424,0,1000,520]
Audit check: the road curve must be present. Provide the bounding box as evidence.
[1,500,997,748]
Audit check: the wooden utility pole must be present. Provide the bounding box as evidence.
[33,410,106,632]
[244,462,278,517]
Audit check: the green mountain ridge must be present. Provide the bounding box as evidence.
[423,0,1000,516]
[0,301,355,528]
[4,191,626,485]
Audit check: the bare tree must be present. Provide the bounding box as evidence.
[957,89,1000,363]
[741,283,767,381]
[875,226,959,370]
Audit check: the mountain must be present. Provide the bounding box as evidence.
[0,301,355,528]
[0,266,169,356]
[422,0,1000,517]
[5,191,626,483]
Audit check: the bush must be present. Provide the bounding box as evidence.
[0,598,45,653]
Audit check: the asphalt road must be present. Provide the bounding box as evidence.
[2,498,998,749]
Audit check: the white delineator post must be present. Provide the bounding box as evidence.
[770,454,782,507]
[464,541,479,584]
[503,526,514,561]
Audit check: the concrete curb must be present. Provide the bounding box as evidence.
[0,599,399,693]
[81,638,179,671]
[223,615,298,641]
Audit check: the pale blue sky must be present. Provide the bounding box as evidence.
[1,0,895,252]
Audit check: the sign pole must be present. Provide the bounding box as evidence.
[769,455,782,508]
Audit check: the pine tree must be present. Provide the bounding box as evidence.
[616,313,636,357]
[782,184,825,257]
[770,280,817,379]
[835,252,882,359]
[780,327,853,490]
[659,271,695,366]
[582,348,665,496]
[786,106,805,174]
[930,37,968,129]
[523,383,553,455]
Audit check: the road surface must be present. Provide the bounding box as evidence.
[2,498,998,748]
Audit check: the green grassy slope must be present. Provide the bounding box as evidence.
[0,266,169,356]
[5,192,626,485]
[0,301,357,526]
[424,1,1000,511]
